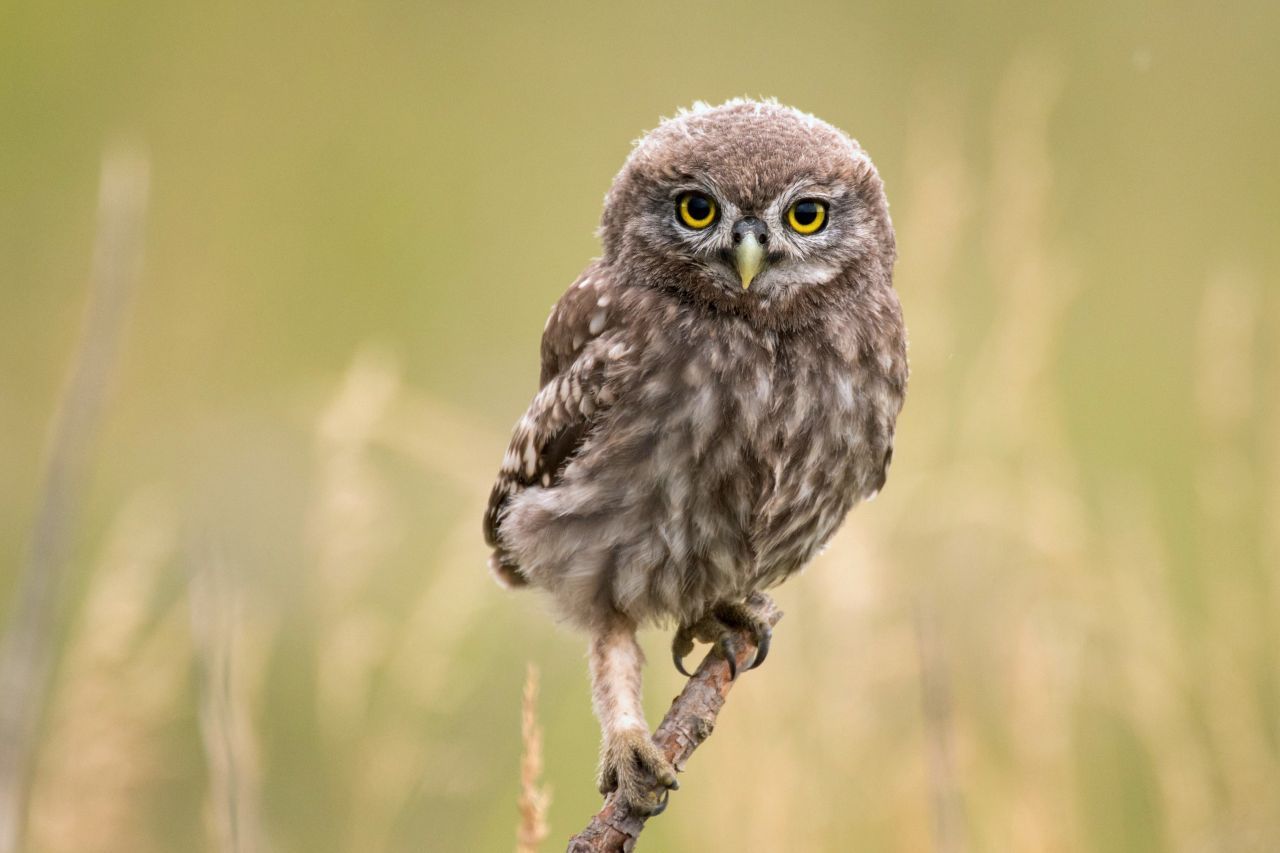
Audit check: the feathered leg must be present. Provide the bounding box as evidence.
[588,619,678,815]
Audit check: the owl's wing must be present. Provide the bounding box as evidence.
[483,265,625,582]
[537,263,618,386]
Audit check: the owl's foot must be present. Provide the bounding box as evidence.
[598,727,679,816]
[671,592,775,680]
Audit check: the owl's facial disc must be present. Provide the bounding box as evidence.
[730,217,768,289]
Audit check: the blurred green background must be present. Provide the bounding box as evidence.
[2,0,1278,850]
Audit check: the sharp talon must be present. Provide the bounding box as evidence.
[672,625,698,678]
[749,628,771,671]
[673,648,694,678]
[717,637,739,680]
[650,788,670,816]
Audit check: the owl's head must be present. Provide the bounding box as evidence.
[601,99,895,326]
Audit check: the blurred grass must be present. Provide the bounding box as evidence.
[2,0,1279,850]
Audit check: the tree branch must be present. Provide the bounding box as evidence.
[566,600,783,853]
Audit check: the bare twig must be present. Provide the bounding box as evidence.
[0,143,148,853]
[566,600,783,853]
[517,663,551,853]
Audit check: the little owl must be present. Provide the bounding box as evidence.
[484,99,907,815]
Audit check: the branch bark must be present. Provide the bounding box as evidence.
[566,599,783,853]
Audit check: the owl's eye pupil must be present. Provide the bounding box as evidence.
[792,201,819,226]
[677,192,717,229]
[786,198,827,234]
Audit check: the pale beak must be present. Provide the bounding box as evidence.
[734,235,765,289]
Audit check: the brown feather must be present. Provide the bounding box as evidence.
[484,99,907,631]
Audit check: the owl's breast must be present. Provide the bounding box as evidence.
[742,329,902,586]
[506,295,904,629]
[645,316,901,591]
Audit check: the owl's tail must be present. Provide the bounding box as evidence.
[488,550,530,589]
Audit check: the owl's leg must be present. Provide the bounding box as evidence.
[671,591,775,680]
[589,620,679,816]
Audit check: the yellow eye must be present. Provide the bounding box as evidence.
[677,192,717,229]
[787,199,827,234]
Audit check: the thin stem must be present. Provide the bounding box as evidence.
[0,144,149,853]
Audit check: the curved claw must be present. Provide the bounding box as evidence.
[717,635,740,680]
[671,627,697,678]
[747,627,772,671]
[673,647,694,678]
[649,787,670,817]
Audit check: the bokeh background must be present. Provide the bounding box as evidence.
[2,1,1279,850]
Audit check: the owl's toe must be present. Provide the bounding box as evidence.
[712,592,777,676]
[715,632,743,680]
[598,728,679,817]
[748,624,772,671]
[670,594,778,680]
[671,625,697,678]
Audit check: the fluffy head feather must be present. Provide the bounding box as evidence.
[600,99,896,330]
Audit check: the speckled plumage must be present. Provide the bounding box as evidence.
[483,99,907,813]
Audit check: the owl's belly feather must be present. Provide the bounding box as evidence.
[502,321,900,630]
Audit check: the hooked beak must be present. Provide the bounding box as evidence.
[731,216,768,289]
[734,237,765,289]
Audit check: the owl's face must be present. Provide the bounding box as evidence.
[601,100,895,327]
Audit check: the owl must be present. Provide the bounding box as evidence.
[484,99,907,815]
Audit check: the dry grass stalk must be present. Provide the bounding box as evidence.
[914,603,966,853]
[189,550,268,853]
[310,347,401,743]
[378,390,497,708]
[517,663,551,853]
[25,490,186,853]
[309,351,501,853]
[0,143,149,853]
[307,349,405,853]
